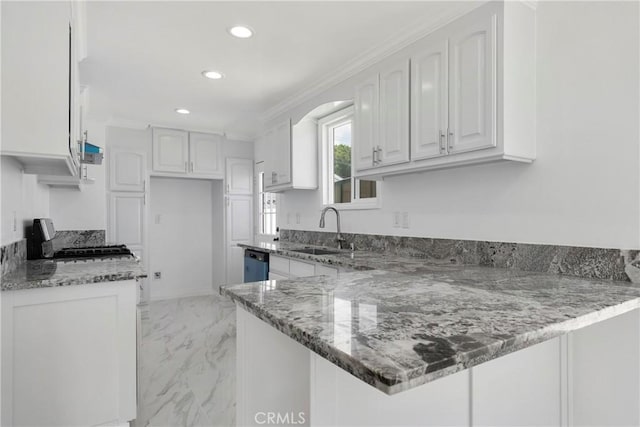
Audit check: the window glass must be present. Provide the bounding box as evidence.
[321,107,378,206]
[258,172,277,235]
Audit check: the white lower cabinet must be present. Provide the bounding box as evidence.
[269,255,343,280]
[1,281,138,426]
[237,306,640,426]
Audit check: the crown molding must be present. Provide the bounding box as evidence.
[260,1,486,124]
[104,117,254,142]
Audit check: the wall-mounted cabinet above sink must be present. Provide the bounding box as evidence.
[354,1,536,180]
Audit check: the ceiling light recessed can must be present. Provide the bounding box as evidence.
[175,108,190,115]
[228,26,254,39]
[202,70,224,80]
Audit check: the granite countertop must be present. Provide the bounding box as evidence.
[225,243,640,394]
[1,257,147,291]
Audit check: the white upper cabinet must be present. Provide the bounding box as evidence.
[411,39,449,161]
[152,128,223,178]
[448,15,496,154]
[355,1,535,180]
[353,75,379,171]
[152,128,189,173]
[109,149,146,192]
[261,108,321,193]
[378,61,410,166]
[354,60,410,171]
[190,132,222,177]
[226,158,254,195]
[1,1,79,176]
[264,119,292,188]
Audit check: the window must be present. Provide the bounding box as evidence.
[320,107,378,207]
[257,171,277,235]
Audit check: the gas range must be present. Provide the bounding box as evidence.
[53,245,135,263]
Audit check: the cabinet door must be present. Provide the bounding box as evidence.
[378,60,410,166]
[411,40,449,161]
[109,149,146,192]
[272,120,292,186]
[190,132,222,177]
[226,158,253,195]
[353,75,379,171]
[152,128,188,173]
[109,193,145,247]
[448,15,496,154]
[226,195,253,284]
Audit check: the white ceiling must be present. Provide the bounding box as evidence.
[82,1,477,140]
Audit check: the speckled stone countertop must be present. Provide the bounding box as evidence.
[226,243,640,394]
[1,257,147,291]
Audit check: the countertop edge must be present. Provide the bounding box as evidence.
[221,282,640,395]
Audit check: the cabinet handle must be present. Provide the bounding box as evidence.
[143,193,146,205]
[448,129,454,151]
[376,146,382,164]
[143,179,146,192]
[226,183,230,193]
[190,161,194,172]
[184,161,188,172]
[372,147,375,165]
[439,131,446,154]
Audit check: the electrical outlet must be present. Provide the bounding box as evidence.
[296,213,301,224]
[393,212,401,228]
[402,212,409,229]
[153,272,161,280]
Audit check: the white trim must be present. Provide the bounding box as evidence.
[260,2,485,124]
[318,107,380,209]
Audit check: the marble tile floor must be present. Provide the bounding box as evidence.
[135,293,236,427]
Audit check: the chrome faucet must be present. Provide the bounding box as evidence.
[319,207,346,249]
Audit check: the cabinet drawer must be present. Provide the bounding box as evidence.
[268,272,289,281]
[270,256,290,275]
[289,259,316,278]
[315,264,338,278]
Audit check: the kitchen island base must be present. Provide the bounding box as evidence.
[236,306,640,426]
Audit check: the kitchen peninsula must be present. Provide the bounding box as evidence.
[222,242,640,426]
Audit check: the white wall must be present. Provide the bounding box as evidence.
[0,157,50,245]
[149,177,217,300]
[49,119,107,230]
[272,1,640,250]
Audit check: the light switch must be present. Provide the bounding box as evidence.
[402,212,409,229]
[393,212,401,228]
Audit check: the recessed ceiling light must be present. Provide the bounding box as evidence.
[175,108,190,115]
[228,26,254,39]
[202,70,225,80]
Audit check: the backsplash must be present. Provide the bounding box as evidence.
[0,239,27,277]
[51,230,106,251]
[280,229,640,282]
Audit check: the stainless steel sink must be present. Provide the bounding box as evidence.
[289,247,341,256]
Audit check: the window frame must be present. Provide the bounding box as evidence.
[255,167,278,239]
[319,106,381,210]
